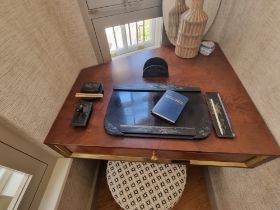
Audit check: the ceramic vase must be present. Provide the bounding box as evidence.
[175,0,208,58]
[168,0,189,45]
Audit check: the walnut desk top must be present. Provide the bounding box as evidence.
[44,46,280,168]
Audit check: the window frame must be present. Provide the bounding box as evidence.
[106,18,162,58]
[78,0,162,63]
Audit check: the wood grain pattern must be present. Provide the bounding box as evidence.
[44,45,280,165]
[93,161,211,210]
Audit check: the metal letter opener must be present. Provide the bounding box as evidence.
[205,92,235,138]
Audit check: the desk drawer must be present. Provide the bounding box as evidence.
[63,145,268,168]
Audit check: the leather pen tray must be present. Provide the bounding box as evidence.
[104,83,212,139]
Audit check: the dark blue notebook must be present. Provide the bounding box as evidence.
[152,90,189,124]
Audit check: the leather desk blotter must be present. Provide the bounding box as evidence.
[104,83,212,140]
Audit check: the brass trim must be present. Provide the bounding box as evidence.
[72,152,249,167]
[75,93,103,98]
[190,160,247,168]
[71,153,173,164]
[190,155,272,168]
[71,153,147,162]
[69,152,273,168]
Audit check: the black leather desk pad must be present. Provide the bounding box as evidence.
[104,83,212,139]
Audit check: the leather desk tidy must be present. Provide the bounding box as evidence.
[143,57,169,77]
[104,83,212,139]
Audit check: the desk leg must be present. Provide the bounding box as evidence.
[244,155,274,168]
[48,145,72,157]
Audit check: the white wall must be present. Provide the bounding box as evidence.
[206,0,280,209]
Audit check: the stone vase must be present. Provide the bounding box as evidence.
[168,0,189,45]
[175,0,208,58]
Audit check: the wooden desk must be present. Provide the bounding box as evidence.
[45,46,280,168]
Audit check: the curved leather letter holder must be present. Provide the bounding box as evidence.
[143,57,169,77]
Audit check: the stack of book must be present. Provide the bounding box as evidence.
[152,90,189,124]
[75,82,104,99]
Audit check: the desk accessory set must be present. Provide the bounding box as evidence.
[70,57,235,139]
[103,56,235,139]
[71,82,103,127]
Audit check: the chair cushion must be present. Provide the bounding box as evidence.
[106,161,187,210]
